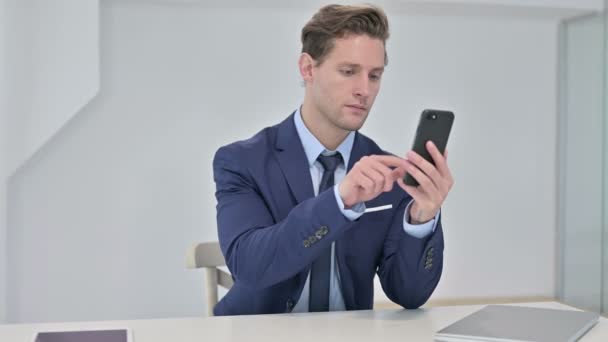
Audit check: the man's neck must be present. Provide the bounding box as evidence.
[300,101,350,151]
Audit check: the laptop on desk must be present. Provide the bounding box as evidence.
[435,305,599,342]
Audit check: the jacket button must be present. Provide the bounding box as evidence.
[320,226,329,235]
[286,299,294,310]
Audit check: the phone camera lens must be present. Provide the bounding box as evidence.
[428,113,437,120]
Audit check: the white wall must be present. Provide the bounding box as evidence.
[604,0,608,315]
[0,0,7,325]
[6,1,560,322]
[5,0,99,176]
[436,0,603,11]
[2,0,99,323]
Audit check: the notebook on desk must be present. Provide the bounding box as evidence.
[434,305,599,342]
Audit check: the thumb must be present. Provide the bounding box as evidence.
[391,167,406,180]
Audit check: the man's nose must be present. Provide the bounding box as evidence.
[353,74,370,98]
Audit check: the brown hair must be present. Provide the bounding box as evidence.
[301,4,390,66]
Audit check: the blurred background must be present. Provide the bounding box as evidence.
[0,0,606,323]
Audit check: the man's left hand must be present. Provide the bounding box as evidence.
[396,141,454,224]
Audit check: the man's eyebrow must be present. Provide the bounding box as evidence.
[337,63,360,68]
[337,63,385,72]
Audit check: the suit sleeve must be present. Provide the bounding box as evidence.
[376,196,444,309]
[213,146,356,289]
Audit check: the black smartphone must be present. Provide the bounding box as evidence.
[403,109,454,187]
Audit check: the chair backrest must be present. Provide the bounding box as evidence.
[186,241,234,316]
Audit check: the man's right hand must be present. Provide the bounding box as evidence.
[338,155,409,208]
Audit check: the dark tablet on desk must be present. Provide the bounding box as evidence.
[34,328,131,342]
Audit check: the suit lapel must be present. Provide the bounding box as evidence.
[274,113,315,204]
[274,114,371,203]
[346,132,368,172]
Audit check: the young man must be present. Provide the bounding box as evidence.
[212,4,453,316]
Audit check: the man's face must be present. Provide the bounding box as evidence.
[308,34,385,132]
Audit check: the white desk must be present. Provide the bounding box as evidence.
[1,302,605,341]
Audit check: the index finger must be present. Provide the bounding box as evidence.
[427,141,451,178]
[371,155,409,170]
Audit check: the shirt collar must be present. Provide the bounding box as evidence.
[293,106,355,168]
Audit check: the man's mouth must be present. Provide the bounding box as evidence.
[345,104,367,111]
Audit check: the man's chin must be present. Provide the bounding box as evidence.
[339,118,366,132]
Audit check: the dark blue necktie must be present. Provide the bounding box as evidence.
[309,152,343,312]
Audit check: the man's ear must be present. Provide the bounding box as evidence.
[298,53,315,84]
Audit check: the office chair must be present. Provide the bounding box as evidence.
[186,241,234,316]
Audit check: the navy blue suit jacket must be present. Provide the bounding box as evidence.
[212,113,444,316]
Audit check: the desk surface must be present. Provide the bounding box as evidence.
[1,302,606,341]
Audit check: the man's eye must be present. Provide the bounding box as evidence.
[370,74,381,81]
[340,69,354,76]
